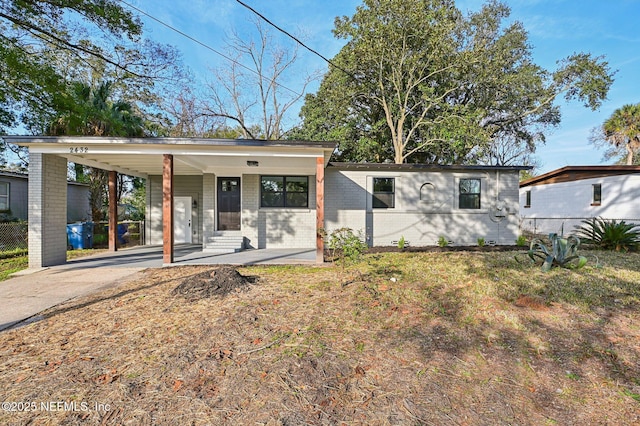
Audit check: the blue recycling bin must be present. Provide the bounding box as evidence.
[117,223,129,244]
[66,222,94,249]
[105,223,130,245]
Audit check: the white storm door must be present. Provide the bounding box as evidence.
[174,196,192,244]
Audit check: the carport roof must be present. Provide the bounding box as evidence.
[5,136,336,178]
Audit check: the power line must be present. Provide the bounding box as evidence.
[118,0,304,97]
[234,0,356,80]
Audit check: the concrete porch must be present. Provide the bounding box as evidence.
[62,244,318,269]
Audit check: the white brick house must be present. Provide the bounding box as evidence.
[5,136,528,268]
[325,163,524,246]
[519,165,640,235]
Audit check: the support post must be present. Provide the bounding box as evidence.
[163,154,174,264]
[28,153,67,268]
[108,171,118,252]
[316,156,325,264]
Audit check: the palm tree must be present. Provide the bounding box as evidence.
[602,103,640,165]
[48,81,146,221]
[50,81,144,138]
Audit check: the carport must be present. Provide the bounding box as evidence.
[5,136,335,270]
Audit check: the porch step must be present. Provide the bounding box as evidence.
[203,232,245,254]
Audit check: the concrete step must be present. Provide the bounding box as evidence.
[203,234,245,254]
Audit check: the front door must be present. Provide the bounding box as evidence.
[217,177,241,231]
[174,196,192,243]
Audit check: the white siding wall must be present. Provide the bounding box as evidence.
[325,168,521,246]
[520,174,640,234]
[147,175,203,245]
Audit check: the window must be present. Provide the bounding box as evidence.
[524,190,531,208]
[260,176,308,208]
[592,184,602,205]
[459,178,481,209]
[373,177,395,208]
[0,182,8,211]
[420,183,435,202]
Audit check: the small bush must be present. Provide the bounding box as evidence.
[328,228,368,266]
[437,236,449,247]
[398,236,406,250]
[515,235,527,247]
[477,237,485,247]
[574,217,640,252]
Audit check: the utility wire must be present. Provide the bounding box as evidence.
[118,0,303,97]
[234,0,357,80]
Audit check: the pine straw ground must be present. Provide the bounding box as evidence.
[1,250,640,425]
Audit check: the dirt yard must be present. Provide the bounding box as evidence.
[0,250,639,425]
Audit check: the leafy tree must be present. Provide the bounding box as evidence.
[590,103,640,165]
[0,0,184,138]
[296,0,613,165]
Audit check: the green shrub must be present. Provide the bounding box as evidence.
[398,236,406,250]
[515,235,527,247]
[437,236,449,247]
[527,233,587,272]
[477,237,485,247]
[328,228,368,265]
[574,217,640,252]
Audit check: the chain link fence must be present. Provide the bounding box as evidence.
[0,220,145,255]
[92,221,145,247]
[0,222,28,253]
[520,216,640,237]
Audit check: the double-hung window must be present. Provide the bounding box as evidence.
[0,182,8,211]
[260,176,308,208]
[372,178,395,208]
[459,178,481,209]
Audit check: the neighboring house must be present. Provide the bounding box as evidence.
[519,165,640,235]
[5,136,528,268]
[0,171,90,223]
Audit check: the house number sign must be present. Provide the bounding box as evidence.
[69,147,89,154]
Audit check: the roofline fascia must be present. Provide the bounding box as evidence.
[328,162,532,171]
[2,135,337,151]
[520,165,640,187]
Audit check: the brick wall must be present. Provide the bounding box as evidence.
[325,167,521,246]
[147,175,203,245]
[242,174,316,249]
[28,153,68,267]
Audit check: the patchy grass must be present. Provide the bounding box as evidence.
[0,249,107,281]
[0,250,639,424]
[0,255,28,281]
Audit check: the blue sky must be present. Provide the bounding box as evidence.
[128,0,640,174]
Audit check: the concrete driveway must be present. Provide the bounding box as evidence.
[0,245,318,332]
[0,266,143,332]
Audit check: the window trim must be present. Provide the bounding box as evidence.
[524,190,531,208]
[260,175,309,208]
[459,178,481,210]
[0,182,9,212]
[591,183,602,206]
[372,177,395,209]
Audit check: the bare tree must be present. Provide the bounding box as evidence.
[164,88,225,138]
[205,19,316,140]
